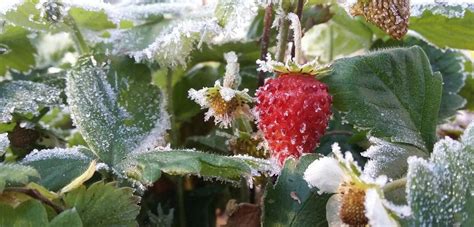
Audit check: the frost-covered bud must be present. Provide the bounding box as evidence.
[40,0,64,23]
[348,0,409,40]
[188,52,253,128]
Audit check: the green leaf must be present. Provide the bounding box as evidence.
[66,56,169,166]
[0,163,39,192]
[0,26,36,76]
[322,46,443,151]
[21,147,94,191]
[214,0,236,27]
[406,122,474,226]
[69,7,116,31]
[1,0,54,32]
[302,5,373,63]
[410,10,474,50]
[50,208,83,227]
[119,150,273,185]
[371,37,466,121]
[263,154,330,227]
[63,181,140,227]
[0,200,49,226]
[460,73,474,111]
[0,80,62,123]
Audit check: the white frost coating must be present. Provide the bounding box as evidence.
[364,189,399,227]
[304,157,345,194]
[0,81,62,123]
[223,51,240,89]
[131,97,170,154]
[129,18,223,68]
[0,0,24,14]
[61,0,197,24]
[22,147,91,163]
[0,133,9,154]
[325,194,344,227]
[256,53,285,72]
[461,121,474,147]
[66,58,170,165]
[410,0,474,18]
[362,137,427,179]
[287,13,303,64]
[232,154,280,177]
[406,129,473,224]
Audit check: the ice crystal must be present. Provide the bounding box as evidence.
[66,56,170,165]
[0,80,62,123]
[0,133,8,155]
[362,137,428,179]
[411,0,474,18]
[22,146,92,163]
[406,122,474,225]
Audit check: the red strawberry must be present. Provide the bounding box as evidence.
[256,74,332,165]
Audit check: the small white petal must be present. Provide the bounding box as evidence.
[382,199,411,217]
[188,88,209,107]
[364,189,399,227]
[326,194,346,227]
[331,143,343,160]
[303,157,345,194]
[219,87,236,102]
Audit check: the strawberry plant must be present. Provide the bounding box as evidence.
[0,0,473,226]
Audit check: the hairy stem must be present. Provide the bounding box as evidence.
[5,187,64,213]
[276,16,290,62]
[291,0,304,58]
[383,177,407,194]
[165,68,186,227]
[64,14,90,54]
[258,3,273,87]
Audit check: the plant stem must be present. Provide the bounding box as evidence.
[5,187,64,213]
[165,68,186,227]
[166,68,178,146]
[258,3,273,87]
[276,15,290,62]
[383,177,407,194]
[291,0,304,58]
[64,14,90,55]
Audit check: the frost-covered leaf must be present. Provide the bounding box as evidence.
[263,154,330,226]
[0,80,62,123]
[69,7,115,31]
[66,56,169,167]
[322,46,442,151]
[63,181,140,227]
[21,147,95,191]
[302,6,373,63]
[406,122,474,226]
[215,0,238,27]
[49,208,83,227]
[1,0,54,32]
[0,163,39,192]
[119,150,274,186]
[0,200,49,226]
[0,26,36,76]
[410,9,474,50]
[0,133,8,156]
[460,73,474,111]
[362,138,427,179]
[372,37,466,121]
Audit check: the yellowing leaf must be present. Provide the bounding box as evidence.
[59,160,96,195]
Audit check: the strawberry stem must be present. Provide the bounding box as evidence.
[288,13,303,64]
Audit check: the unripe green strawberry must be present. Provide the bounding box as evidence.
[351,0,409,40]
[256,74,332,165]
